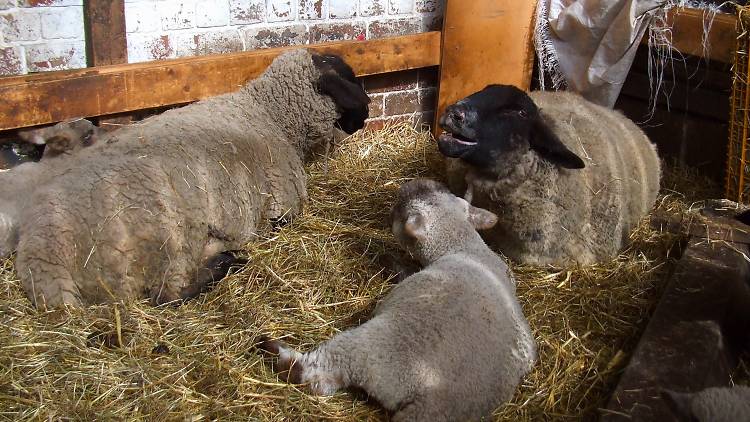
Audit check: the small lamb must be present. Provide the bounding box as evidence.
[257,179,537,422]
[438,84,661,265]
[17,118,99,158]
[661,385,750,422]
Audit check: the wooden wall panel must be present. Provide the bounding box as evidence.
[0,32,441,131]
[434,0,537,136]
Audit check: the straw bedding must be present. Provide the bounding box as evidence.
[0,121,721,420]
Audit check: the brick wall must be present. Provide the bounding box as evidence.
[0,0,86,76]
[0,0,444,128]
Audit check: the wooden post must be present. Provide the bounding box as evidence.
[434,0,537,137]
[83,0,128,66]
[83,0,131,130]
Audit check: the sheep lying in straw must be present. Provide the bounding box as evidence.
[258,179,536,422]
[661,386,750,422]
[438,84,661,265]
[0,49,369,307]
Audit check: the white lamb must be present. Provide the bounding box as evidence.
[257,179,536,422]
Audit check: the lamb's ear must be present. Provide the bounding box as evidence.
[403,213,427,242]
[659,389,696,421]
[529,117,585,169]
[317,73,371,134]
[459,198,497,230]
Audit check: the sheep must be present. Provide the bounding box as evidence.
[257,179,537,422]
[1,49,370,307]
[661,385,750,422]
[438,84,661,265]
[17,118,100,159]
[0,118,101,257]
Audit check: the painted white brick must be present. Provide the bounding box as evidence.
[229,0,263,25]
[127,33,175,63]
[0,1,16,11]
[125,2,161,33]
[360,0,384,17]
[25,40,85,72]
[195,0,230,27]
[19,0,82,6]
[1,10,41,41]
[40,6,83,39]
[172,29,243,57]
[161,0,195,30]
[329,0,356,19]
[389,0,413,15]
[0,46,24,75]
[266,0,292,23]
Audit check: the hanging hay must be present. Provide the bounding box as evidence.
[0,121,716,420]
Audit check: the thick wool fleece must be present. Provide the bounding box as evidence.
[663,385,750,422]
[448,90,660,265]
[4,49,343,307]
[261,180,536,422]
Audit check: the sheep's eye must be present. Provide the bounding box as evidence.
[518,110,528,118]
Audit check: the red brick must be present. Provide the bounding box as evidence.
[368,93,385,118]
[419,88,437,112]
[363,69,419,94]
[384,90,420,116]
[0,46,23,76]
[309,22,364,43]
[299,0,323,20]
[368,17,421,39]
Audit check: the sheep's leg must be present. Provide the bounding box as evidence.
[391,399,439,422]
[256,337,351,396]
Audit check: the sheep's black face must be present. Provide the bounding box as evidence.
[438,84,585,170]
[312,53,370,134]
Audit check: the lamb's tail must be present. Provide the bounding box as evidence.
[0,211,17,258]
[255,336,305,384]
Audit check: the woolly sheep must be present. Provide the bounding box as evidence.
[257,179,536,422]
[438,84,661,265]
[661,385,750,422]
[1,49,370,307]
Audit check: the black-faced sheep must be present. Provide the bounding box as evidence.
[438,84,661,265]
[257,179,536,422]
[661,385,750,422]
[1,49,369,307]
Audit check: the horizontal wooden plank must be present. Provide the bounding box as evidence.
[642,7,737,64]
[0,32,441,131]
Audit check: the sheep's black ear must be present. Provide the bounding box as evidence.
[529,117,585,169]
[317,72,371,134]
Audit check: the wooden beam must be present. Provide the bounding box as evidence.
[83,0,128,66]
[641,7,737,64]
[0,32,441,131]
[434,0,537,137]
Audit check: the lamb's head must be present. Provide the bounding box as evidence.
[249,49,369,159]
[437,84,585,174]
[18,118,98,159]
[390,178,497,264]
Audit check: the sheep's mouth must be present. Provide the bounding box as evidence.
[437,131,478,158]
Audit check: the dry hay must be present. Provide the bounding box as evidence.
[0,121,716,421]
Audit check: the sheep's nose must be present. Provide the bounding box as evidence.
[448,107,465,123]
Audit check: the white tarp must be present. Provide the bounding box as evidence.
[536,0,667,108]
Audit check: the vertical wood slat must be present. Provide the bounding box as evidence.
[83,0,128,66]
[433,0,537,137]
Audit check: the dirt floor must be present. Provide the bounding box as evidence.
[0,122,723,420]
